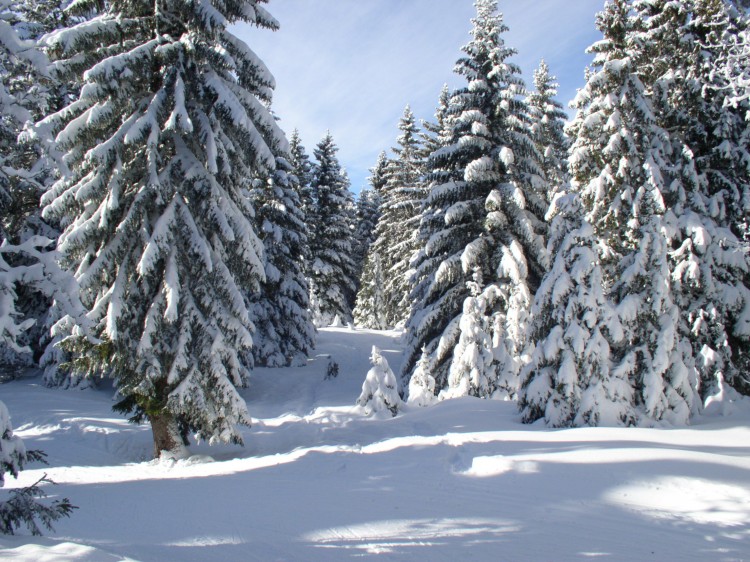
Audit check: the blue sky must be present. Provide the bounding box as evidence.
[235,0,604,193]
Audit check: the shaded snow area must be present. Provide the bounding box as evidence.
[1,327,749,561]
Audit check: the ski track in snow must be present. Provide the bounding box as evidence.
[1,327,749,561]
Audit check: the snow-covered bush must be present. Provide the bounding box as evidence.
[440,279,496,400]
[407,349,437,407]
[357,346,403,416]
[0,400,75,535]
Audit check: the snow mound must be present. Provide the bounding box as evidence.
[0,539,136,561]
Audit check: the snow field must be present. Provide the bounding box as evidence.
[0,327,749,561]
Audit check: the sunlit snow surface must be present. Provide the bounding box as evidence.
[1,327,749,561]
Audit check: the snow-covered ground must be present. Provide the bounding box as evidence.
[1,327,749,561]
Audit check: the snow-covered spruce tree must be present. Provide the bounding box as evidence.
[518,194,634,426]
[633,0,750,398]
[352,187,380,273]
[419,84,451,164]
[0,0,64,368]
[340,167,360,306]
[1,9,86,374]
[1,235,87,373]
[359,105,425,328]
[401,0,547,397]
[403,85,454,358]
[288,128,314,208]
[387,107,428,328]
[689,0,750,396]
[351,155,389,329]
[0,0,54,240]
[0,0,88,378]
[357,345,403,416]
[308,132,358,326]
[441,268,497,399]
[287,129,314,258]
[0,400,75,536]
[10,0,92,385]
[526,59,569,198]
[567,0,696,424]
[677,0,750,244]
[353,250,387,329]
[39,0,286,457]
[368,150,390,196]
[0,20,25,238]
[249,157,315,368]
[407,347,437,407]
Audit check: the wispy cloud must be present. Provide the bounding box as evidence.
[234,0,604,192]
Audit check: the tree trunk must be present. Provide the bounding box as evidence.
[149,412,180,459]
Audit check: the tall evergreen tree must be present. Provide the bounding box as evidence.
[368,150,390,196]
[519,194,632,426]
[567,0,695,423]
[353,250,388,329]
[288,129,314,192]
[419,84,451,161]
[250,157,315,368]
[0,0,52,241]
[0,0,39,299]
[526,59,569,196]
[39,0,285,456]
[402,0,546,398]
[287,128,314,258]
[352,188,380,270]
[0,0,69,368]
[405,85,454,339]
[358,106,425,329]
[308,132,357,326]
[339,167,359,307]
[633,0,750,398]
[350,152,389,294]
[352,156,390,329]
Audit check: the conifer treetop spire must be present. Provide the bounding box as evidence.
[458,0,519,88]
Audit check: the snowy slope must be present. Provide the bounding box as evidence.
[0,327,749,561]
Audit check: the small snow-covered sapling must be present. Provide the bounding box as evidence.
[357,346,403,416]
